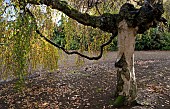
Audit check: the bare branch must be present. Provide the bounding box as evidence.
[36,30,116,60]
[25,7,117,60]
[95,0,102,15]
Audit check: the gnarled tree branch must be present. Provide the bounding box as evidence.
[20,0,166,34]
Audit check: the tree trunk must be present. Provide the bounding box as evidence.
[114,20,138,106]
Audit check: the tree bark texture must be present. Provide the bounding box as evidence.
[115,20,138,105]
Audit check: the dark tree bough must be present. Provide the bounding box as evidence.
[17,0,167,107]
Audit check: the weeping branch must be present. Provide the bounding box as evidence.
[26,8,117,60]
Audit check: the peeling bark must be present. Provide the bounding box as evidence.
[115,20,138,105]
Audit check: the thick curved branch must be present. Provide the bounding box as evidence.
[19,0,119,33]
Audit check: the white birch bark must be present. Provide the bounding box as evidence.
[115,19,138,105]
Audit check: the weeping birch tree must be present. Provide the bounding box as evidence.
[13,0,167,107]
